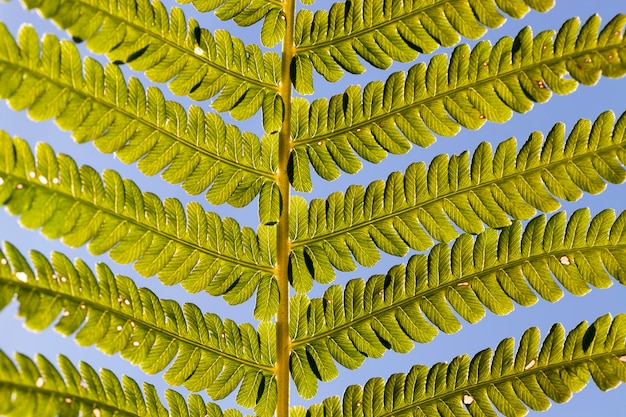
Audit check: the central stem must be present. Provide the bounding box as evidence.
[275,0,295,415]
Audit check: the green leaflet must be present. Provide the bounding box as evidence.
[290,110,626,283]
[0,132,279,311]
[0,242,276,405]
[21,0,279,117]
[0,349,248,417]
[288,208,626,394]
[292,54,315,95]
[290,347,318,400]
[292,14,626,182]
[261,8,287,48]
[306,313,626,417]
[295,0,556,78]
[0,24,280,209]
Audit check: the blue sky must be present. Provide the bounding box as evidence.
[0,0,625,416]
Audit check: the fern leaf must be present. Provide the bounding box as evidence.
[292,14,626,181]
[0,242,277,407]
[287,208,626,393]
[0,24,280,214]
[21,0,279,118]
[295,0,554,80]
[0,132,279,315]
[0,349,249,417]
[290,110,626,282]
[307,314,626,417]
[176,0,285,47]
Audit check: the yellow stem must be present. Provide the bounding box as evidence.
[275,0,295,416]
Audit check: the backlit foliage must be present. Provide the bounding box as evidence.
[0,0,625,416]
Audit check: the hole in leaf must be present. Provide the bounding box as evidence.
[15,272,27,282]
[523,358,536,370]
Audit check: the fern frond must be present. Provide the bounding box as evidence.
[177,0,286,48]
[288,208,626,393]
[0,243,276,409]
[20,0,280,119]
[0,349,253,417]
[290,110,626,284]
[307,313,626,417]
[291,14,626,183]
[295,0,554,81]
[0,24,280,215]
[0,132,280,319]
